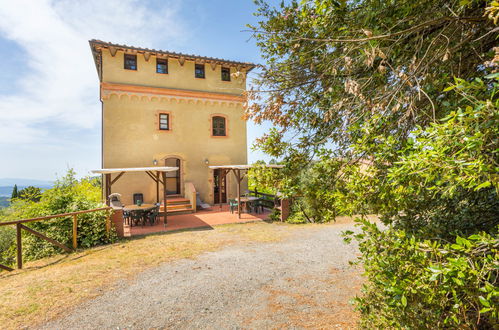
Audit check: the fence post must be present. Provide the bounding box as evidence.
[280,198,290,222]
[72,215,77,250]
[16,223,22,269]
[105,211,111,235]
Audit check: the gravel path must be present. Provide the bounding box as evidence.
[40,222,363,329]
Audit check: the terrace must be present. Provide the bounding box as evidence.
[128,204,271,236]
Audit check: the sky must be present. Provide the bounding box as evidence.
[0,0,278,181]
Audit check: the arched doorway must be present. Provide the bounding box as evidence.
[164,157,181,195]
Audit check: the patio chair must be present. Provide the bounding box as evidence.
[229,199,238,214]
[146,204,160,225]
[252,199,265,214]
[123,210,131,226]
[130,210,146,227]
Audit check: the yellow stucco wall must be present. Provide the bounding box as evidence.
[100,48,249,205]
[102,50,248,95]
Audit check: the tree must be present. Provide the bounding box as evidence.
[17,186,42,202]
[10,185,18,199]
[248,0,496,156]
[249,0,499,326]
[248,0,498,230]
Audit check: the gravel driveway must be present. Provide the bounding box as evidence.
[40,221,363,329]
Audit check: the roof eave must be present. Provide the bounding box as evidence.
[88,39,256,71]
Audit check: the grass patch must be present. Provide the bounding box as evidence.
[0,221,295,329]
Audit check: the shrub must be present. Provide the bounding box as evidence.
[346,220,498,329]
[0,226,15,266]
[268,208,281,222]
[0,170,116,265]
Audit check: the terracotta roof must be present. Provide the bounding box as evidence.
[89,39,256,78]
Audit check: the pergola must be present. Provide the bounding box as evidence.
[208,164,284,218]
[91,166,178,224]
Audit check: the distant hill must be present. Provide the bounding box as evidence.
[0,178,53,187]
[0,184,53,198]
[0,196,9,208]
[0,179,54,208]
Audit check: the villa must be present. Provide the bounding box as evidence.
[88,40,256,214]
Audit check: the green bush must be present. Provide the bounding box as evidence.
[248,0,498,326]
[0,226,15,266]
[268,208,281,222]
[0,170,116,265]
[346,220,498,328]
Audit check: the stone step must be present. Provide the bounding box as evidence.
[166,194,182,198]
[167,208,194,215]
[160,205,194,214]
[166,198,190,205]
[166,204,192,211]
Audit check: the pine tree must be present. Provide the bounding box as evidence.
[11,184,18,199]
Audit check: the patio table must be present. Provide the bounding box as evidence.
[236,197,259,203]
[123,204,156,227]
[123,204,155,211]
[236,197,260,213]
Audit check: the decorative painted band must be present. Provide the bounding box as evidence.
[101,82,246,102]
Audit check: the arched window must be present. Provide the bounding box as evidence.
[212,116,226,136]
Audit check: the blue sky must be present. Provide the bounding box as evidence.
[0,0,279,181]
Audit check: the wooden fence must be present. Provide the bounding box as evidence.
[249,190,290,221]
[249,189,280,208]
[0,207,112,271]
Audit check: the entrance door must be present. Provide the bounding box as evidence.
[165,158,181,195]
[213,169,227,203]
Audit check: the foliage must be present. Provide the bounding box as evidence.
[249,0,499,326]
[247,160,283,194]
[10,184,18,199]
[346,220,498,329]
[268,207,281,222]
[0,226,15,266]
[248,0,498,224]
[289,154,376,222]
[249,0,498,227]
[353,74,499,239]
[248,0,496,155]
[17,186,42,202]
[0,170,115,264]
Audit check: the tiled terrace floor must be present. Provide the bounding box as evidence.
[129,204,270,236]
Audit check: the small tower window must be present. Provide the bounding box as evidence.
[159,113,169,130]
[156,58,168,74]
[124,54,137,70]
[212,116,226,136]
[195,64,205,78]
[221,67,231,81]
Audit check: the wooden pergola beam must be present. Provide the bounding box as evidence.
[156,171,160,204]
[100,167,175,207]
[234,169,241,218]
[111,171,125,185]
[162,171,167,226]
[145,170,158,183]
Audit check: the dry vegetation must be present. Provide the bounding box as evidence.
[0,221,299,329]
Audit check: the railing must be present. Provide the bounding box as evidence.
[249,189,280,209]
[249,189,290,221]
[184,181,197,213]
[0,207,112,271]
